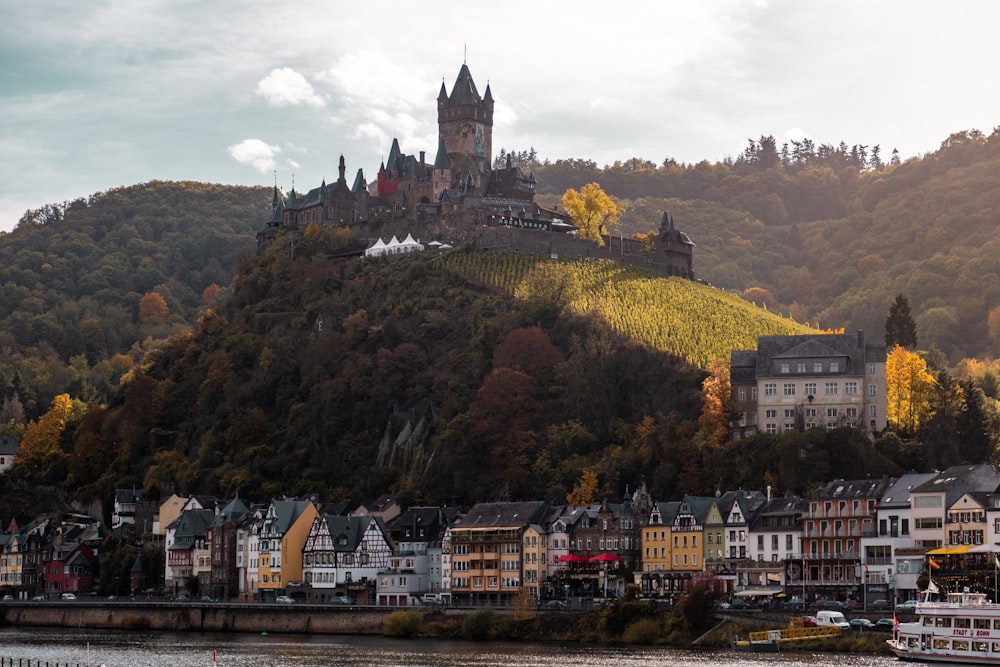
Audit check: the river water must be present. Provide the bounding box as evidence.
[0,628,900,667]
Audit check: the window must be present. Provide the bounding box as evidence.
[764,383,777,396]
[825,382,838,395]
[830,362,839,372]
[846,407,858,418]
[766,423,777,434]
[780,363,790,374]
[751,387,757,400]
[845,381,858,395]
[738,387,746,400]
[869,404,877,417]
[805,408,817,418]
[783,383,796,396]
[784,408,796,418]
[869,384,877,396]
[868,362,876,374]
[813,362,823,372]
[827,408,838,418]
[804,382,817,396]
[765,409,777,419]
[797,362,806,373]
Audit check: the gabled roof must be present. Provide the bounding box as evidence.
[265,499,313,535]
[214,498,251,525]
[878,472,936,509]
[322,515,386,552]
[912,463,1000,508]
[459,501,548,528]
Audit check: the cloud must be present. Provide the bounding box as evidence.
[227,139,281,173]
[255,68,325,108]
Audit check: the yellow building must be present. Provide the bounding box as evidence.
[522,524,549,600]
[258,499,318,600]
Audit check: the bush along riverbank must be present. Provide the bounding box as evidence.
[383,590,893,655]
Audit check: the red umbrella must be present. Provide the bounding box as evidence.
[555,554,587,563]
[588,553,621,563]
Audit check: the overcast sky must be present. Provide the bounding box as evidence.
[3,0,999,232]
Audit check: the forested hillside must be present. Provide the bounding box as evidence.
[0,181,270,417]
[528,128,1000,362]
[5,128,1000,519]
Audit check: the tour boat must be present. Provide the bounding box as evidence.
[888,590,1000,664]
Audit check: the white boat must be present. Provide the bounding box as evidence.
[888,590,1000,664]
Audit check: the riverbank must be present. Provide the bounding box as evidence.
[0,599,895,655]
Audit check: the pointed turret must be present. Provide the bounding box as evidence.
[338,155,346,183]
[351,168,366,193]
[433,137,451,169]
[449,63,480,103]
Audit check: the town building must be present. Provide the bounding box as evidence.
[730,330,887,439]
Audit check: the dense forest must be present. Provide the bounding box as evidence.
[4,126,1000,520]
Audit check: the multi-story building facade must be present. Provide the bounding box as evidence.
[449,501,547,606]
[731,331,887,439]
[863,472,934,604]
[802,478,893,602]
[207,498,250,600]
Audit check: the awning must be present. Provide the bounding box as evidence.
[926,545,975,555]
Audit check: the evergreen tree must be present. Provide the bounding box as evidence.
[885,294,918,349]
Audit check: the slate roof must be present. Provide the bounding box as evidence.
[459,501,548,528]
[912,463,1000,508]
[878,472,937,509]
[808,477,897,502]
[322,515,385,552]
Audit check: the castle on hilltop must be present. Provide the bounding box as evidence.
[255,63,695,279]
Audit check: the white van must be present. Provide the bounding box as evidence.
[815,610,850,630]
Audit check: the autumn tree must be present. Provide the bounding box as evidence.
[885,294,917,349]
[139,292,170,325]
[14,393,83,482]
[886,345,936,435]
[561,182,623,245]
[698,357,732,447]
[566,468,599,505]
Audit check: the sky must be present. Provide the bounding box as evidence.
[3,0,999,232]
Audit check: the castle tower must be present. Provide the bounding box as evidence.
[437,64,494,191]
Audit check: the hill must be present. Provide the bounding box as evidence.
[39,226,825,506]
[531,128,1000,364]
[0,181,271,418]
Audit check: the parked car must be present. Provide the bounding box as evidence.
[274,595,296,604]
[60,593,77,601]
[801,615,818,627]
[897,599,919,612]
[849,618,875,631]
[875,618,896,632]
[329,595,352,605]
[2,594,13,601]
[844,599,863,611]
[782,597,804,611]
[32,594,46,601]
[869,599,891,611]
[540,599,567,609]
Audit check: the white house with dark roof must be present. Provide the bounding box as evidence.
[302,514,391,604]
[0,435,18,473]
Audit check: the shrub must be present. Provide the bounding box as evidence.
[384,610,423,637]
[462,607,497,640]
[622,618,661,644]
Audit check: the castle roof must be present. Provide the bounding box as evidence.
[449,64,481,103]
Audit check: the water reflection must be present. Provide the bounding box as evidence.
[0,628,898,667]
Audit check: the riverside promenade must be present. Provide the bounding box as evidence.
[0,599,430,635]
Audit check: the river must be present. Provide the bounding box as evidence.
[0,628,900,667]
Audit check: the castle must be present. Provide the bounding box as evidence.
[255,63,695,279]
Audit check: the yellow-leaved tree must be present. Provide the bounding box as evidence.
[886,345,936,435]
[15,393,83,482]
[566,468,599,505]
[561,182,623,245]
